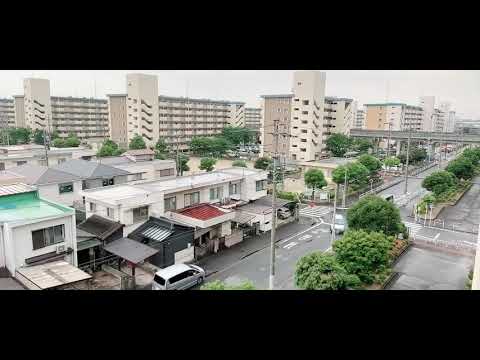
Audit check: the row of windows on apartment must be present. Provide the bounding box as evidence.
[0,157,67,170]
[159,114,229,119]
[293,99,310,106]
[159,106,231,111]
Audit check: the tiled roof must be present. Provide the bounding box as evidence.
[178,204,226,221]
[0,183,36,197]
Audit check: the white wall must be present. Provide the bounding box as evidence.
[0,228,4,268]
[4,213,76,275]
[37,180,83,206]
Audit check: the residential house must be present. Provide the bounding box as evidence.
[76,214,124,270]
[7,164,83,206]
[0,145,73,170]
[236,196,293,232]
[81,167,268,257]
[0,183,80,285]
[97,149,176,182]
[128,216,195,269]
[53,159,138,191]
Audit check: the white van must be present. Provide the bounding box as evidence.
[152,264,206,290]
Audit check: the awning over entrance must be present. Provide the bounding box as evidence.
[77,239,102,251]
[103,237,159,264]
[16,261,92,290]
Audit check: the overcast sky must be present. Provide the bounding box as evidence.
[0,70,478,119]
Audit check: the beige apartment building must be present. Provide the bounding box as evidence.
[364,103,423,132]
[259,95,293,160]
[24,78,52,132]
[125,74,159,148]
[0,99,15,128]
[50,96,109,141]
[108,73,247,151]
[13,95,25,128]
[289,71,327,161]
[107,94,128,147]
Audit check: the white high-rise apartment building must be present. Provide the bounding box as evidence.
[228,102,246,127]
[24,78,52,132]
[354,107,365,129]
[446,110,456,133]
[289,71,326,161]
[324,97,355,135]
[125,74,159,148]
[419,96,435,132]
[244,108,261,130]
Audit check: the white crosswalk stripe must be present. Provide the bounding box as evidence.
[404,221,423,236]
[299,206,331,218]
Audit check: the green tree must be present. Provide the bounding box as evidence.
[358,154,382,175]
[346,195,405,237]
[221,126,254,145]
[254,157,273,170]
[304,168,327,199]
[353,139,373,154]
[154,138,169,159]
[97,139,125,157]
[190,137,213,156]
[446,156,475,180]
[333,230,394,284]
[462,148,480,166]
[33,129,45,145]
[332,162,370,189]
[383,156,401,168]
[51,130,60,140]
[398,145,427,164]
[295,252,361,290]
[65,133,80,147]
[199,157,217,172]
[201,280,256,290]
[211,137,232,157]
[421,170,457,196]
[325,133,352,157]
[129,134,146,150]
[232,159,247,167]
[177,153,190,176]
[52,138,66,148]
[7,127,32,144]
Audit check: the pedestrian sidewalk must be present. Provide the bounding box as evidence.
[195,221,313,275]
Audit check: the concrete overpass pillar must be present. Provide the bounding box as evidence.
[396,141,402,156]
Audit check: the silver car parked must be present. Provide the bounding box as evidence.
[152,264,205,290]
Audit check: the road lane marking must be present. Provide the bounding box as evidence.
[279,222,324,244]
[283,242,298,249]
[298,234,312,241]
[434,233,440,241]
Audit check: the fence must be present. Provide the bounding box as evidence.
[412,233,477,255]
[78,254,119,272]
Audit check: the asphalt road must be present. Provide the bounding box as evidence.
[203,222,333,290]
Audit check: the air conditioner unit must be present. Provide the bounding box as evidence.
[56,245,66,254]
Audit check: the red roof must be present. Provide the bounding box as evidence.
[178,204,226,221]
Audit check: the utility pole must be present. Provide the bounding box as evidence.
[331,183,338,246]
[266,120,290,290]
[342,167,348,208]
[403,122,411,195]
[269,119,280,290]
[44,115,50,167]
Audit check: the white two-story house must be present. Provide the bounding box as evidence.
[0,183,83,287]
[81,168,268,256]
